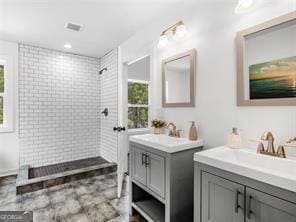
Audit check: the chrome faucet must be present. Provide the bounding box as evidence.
[167,122,181,138]
[257,131,286,158]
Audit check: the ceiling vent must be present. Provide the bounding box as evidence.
[64,22,83,32]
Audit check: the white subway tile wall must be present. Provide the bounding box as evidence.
[100,49,118,163]
[19,44,101,167]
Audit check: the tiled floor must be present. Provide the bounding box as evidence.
[0,173,145,222]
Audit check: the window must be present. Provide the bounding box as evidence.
[0,56,14,132]
[0,61,4,125]
[128,80,149,129]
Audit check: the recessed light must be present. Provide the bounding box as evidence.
[235,0,261,14]
[64,43,72,49]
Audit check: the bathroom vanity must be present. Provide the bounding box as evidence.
[129,134,203,222]
[194,147,296,222]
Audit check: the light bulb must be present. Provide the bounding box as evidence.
[173,24,187,40]
[64,43,72,49]
[157,34,168,49]
[241,0,253,8]
[235,0,261,14]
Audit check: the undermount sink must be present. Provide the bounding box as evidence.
[194,146,296,192]
[129,134,203,153]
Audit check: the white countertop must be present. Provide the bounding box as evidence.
[194,146,296,192]
[129,134,203,153]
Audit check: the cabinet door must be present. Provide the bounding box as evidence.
[131,147,147,186]
[201,172,244,222]
[146,152,165,198]
[246,187,296,222]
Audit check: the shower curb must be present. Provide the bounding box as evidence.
[16,162,117,195]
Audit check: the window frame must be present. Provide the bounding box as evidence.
[0,56,14,132]
[127,79,150,130]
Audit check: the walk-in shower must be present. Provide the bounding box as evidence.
[16,45,119,194]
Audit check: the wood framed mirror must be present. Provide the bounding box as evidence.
[162,49,196,107]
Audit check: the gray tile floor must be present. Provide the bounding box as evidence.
[0,173,145,222]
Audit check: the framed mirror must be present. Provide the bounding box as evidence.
[236,12,296,106]
[162,49,196,107]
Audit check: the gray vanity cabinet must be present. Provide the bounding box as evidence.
[201,172,244,222]
[130,142,203,222]
[195,163,296,222]
[246,188,296,222]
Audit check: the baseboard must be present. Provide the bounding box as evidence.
[0,168,18,177]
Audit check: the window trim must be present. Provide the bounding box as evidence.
[127,104,149,108]
[0,56,14,132]
[128,79,150,130]
[128,78,149,85]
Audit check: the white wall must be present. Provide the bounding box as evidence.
[100,49,118,163]
[0,40,19,176]
[120,1,296,157]
[19,44,101,167]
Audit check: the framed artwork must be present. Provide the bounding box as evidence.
[236,11,296,106]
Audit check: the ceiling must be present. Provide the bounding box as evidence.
[0,0,195,58]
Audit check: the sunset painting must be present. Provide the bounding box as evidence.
[249,56,296,99]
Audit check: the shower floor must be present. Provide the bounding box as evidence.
[16,156,117,194]
[29,156,108,179]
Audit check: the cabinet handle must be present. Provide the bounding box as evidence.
[141,153,145,166]
[235,190,241,213]
[246,194,253,219]
[145,154,150,167]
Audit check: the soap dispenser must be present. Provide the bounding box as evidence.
[189,121,198,141]
[227,127,241,149]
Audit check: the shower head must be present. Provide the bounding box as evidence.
[99,67,107,75]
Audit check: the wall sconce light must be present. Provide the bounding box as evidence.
[173,23,188,40]
[235,0,261,14]
[157,21,188,49]
[158,34,169,49]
